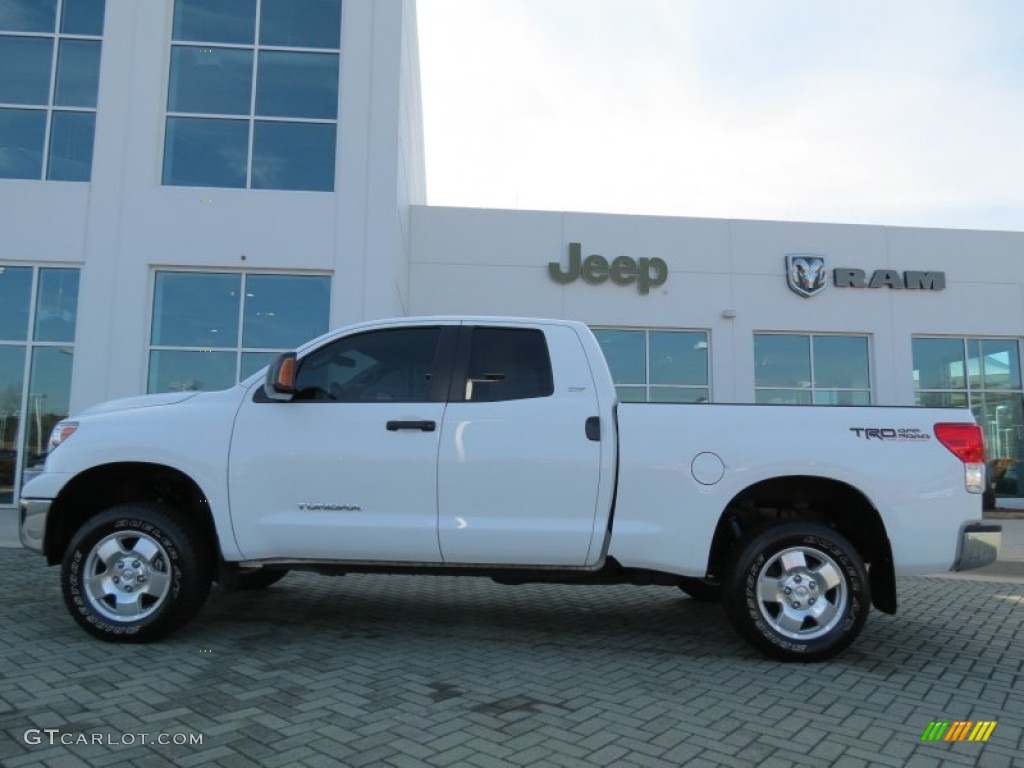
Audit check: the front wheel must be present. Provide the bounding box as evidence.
[724,522,870,662]
[61,503,212,642]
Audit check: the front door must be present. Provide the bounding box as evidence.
[229,326,451,562]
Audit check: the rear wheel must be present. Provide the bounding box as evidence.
[61,503,212,642]
[724,522,869,662]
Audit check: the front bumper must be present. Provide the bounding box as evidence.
[19,498,51,554]
[951,522,1001,571]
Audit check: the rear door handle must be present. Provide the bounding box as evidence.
[386,420,436,432]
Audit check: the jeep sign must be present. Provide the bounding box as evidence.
[549,243,668,295]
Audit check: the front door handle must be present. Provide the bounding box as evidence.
[386,420,436,432]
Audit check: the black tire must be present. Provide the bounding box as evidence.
[677,578,722,602]
[235,568,289,590]
[61,503,212,642]
[724,522,869,662]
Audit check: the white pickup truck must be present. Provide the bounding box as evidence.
[20,317,999,661]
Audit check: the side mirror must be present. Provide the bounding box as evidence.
[264,352,297,401]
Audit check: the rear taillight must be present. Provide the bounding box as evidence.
[934,423,985,463]
[934,422,985,494]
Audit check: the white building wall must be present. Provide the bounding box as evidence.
[409,205,1024,407]
[1,0,424,414]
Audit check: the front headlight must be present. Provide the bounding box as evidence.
[48,420,78,452]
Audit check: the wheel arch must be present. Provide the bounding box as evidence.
[45,462,219,567]
[707,474,896,614]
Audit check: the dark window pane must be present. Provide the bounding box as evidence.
[259,0,341,48]
[240,351,277,379]
[295,328,440,403]
[167,46,253,115]
[650,331,708,386]
[148,350,237,393]
[255,51,338,119]
[243,274,330,349]
[754,334,810,388]
[813,336,870,389]
[0,36,54,104]
[912,338,965,390]
[0,0,57,33]
[34,268,80,342]
[593,329,645,385]
[251,121,335,191]
[24,346,73,467]
[755,389,812,405]
[172,0,255,44]
[163,117,247,188]
[0,266,32,340]
[980,339,1021,391]
[0,345,26,504]
[54,39,101,107]
[650,387,709,403]
[151,272,241,347]
[61,0,105,35]
[464,327,553,402]
[47,110,95,181]
[0,108,46,179]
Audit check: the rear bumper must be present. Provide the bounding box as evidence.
[951,522,1001,571]
[19,498,51,554]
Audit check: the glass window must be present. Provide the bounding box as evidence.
[162,117,248,188]
[149,350,237,393]
[754,335,810,388]
[0,2,105,182]
[164,0,340,192]
[172,0,256,44]
[34,268,80,342]
[149,271,331,393]
[0,266,33,340]
[594,327,710,403]
[251,121,335,191]
[0,345,25,504]
[0,265,80,505]
[255,51,338,119]
[0,0,57,33]
[295,328,440,403]
[242,274,330,349]
[47,110,95,181]
[167,46,253,115]
[464,327,554,402]
[54,39,101,107]
[61,0,105,36]
[151,272,240,347]
[755,333,871,405]
[0,108,46,179]
[260,0,341,48]
[0,36,54,105]
[914,336,1024,500]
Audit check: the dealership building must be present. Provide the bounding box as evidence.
[2,0,1023,513]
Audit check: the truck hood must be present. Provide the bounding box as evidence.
[79,391,201,416]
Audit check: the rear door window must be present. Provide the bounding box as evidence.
[461,327,554,402]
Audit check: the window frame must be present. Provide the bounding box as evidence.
[162,0,341,191]
[0,0,104,181]
[146,268,331,394]
[753,332,873,406]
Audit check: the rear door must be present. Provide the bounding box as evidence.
[437,323,604,565]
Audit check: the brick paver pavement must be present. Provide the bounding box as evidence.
[1,548,1022,767]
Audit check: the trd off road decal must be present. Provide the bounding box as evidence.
[849,427,931,441]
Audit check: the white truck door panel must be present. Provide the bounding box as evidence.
[438,324,603,566]
[228,327,447,562]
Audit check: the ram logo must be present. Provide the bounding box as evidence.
[786,254,828,298]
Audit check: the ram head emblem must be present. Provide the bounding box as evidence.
[786,255,827,298]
